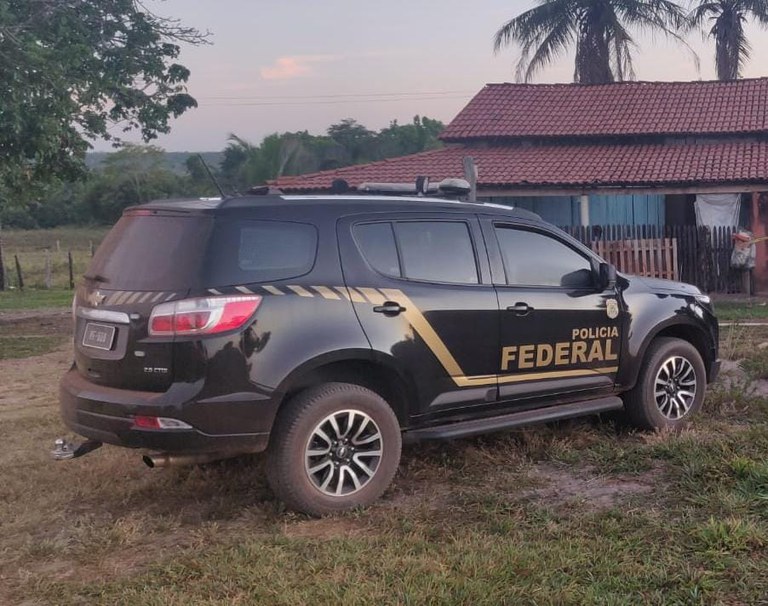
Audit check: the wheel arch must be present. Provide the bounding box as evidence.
[629,320,714,388]
[273,350,416,428]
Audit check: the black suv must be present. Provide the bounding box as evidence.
[59,193,719,516]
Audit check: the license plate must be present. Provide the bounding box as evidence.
[82,323,116,351]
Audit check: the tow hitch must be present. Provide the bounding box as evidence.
[51,438,103,461]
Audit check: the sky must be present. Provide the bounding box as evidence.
[99,0,768,152]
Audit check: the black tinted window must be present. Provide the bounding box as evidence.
[205,220,317,285]
[354,223,401,277]
[495,227,592,288]
[396,222,478,284]
[88,215,212,290]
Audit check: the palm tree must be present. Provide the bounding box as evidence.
[691,0,768,80]
[494,0,692,84]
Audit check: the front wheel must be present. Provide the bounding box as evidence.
[266,382,402,516]
[624,337,706,431]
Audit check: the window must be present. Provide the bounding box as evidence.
[495,226,593,288]
[88,215,213,290]
[205,220,317,285]
[354,223,401,277]
[355,220,479,284]
[396,221,478,284]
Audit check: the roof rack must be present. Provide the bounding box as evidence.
[341,177,472,199]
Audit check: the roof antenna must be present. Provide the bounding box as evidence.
[196,154,228,199]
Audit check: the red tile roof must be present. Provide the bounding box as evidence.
[272,141,768,192]
[440,79,768,141]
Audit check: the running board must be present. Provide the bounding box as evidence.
[406,396,624,441]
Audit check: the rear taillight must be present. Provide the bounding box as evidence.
[148,295,262,337]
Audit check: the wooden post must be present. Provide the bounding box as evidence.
[0,222,5,291]
[462,156,478,203]
[751,192,768,294]
[14,254,23,291]
[67,251,74,290]
[89,241,95,257]
[580,194,590,226]
[44,249,52,289]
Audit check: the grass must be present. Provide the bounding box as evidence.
[713,299,768,322]
[1,226,108,291]
[1,316,768,604]
[0,335,66,360]
[0,315,70,359]
[0,289,74,311]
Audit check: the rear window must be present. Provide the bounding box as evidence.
[204,219,318,286]
[87,214,212,291]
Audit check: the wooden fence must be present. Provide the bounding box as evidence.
[560,224,741,294]
[592,238,678,281]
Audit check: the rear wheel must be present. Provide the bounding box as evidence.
[266,382,401,516]
[624,337,706,431]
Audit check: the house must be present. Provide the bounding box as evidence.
[272,78,768,289]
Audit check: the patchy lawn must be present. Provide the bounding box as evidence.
[0,319,766,605]
[0,289,74,312]
[714,298,768,322]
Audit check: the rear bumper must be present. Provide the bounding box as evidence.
[59,369,277,454]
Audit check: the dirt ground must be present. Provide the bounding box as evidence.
[0,314,667,603]
[1,313,766,604]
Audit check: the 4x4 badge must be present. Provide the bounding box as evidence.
[606,299,619,320]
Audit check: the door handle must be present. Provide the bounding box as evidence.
[507,302,532,316]
[373,301,406,316]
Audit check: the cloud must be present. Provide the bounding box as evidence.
[260,55,342,80]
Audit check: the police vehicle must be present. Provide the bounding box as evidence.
[56,180,720,516]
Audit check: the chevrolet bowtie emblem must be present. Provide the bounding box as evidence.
[87,291,106,307]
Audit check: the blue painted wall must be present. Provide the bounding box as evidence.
[481,194,665,227]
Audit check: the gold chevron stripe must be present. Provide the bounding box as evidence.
[311,286,341,300]
[377,287,618,388]
[263,285,285,296]
[357,287,386,305]
[287,285,313,297]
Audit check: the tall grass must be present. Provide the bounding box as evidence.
[0,227,108,291]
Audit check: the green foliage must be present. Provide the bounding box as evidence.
[221,116,444,193]
[494,0,692,84]
[690,0,768,80]
[0,0,206,207]
[0,115,444,228]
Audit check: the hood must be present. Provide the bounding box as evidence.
[628,275,702,296]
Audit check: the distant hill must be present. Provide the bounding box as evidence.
[86,151,224,175]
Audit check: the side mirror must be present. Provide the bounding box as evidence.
[598,262,617,290]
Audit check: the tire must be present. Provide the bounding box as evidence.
[266,382,402,516]
[624,337,706,431]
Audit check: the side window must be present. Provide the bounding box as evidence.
[396,221,479,284]
[354,223,401,277]
[205,220,318,285]
[495,226,593,288]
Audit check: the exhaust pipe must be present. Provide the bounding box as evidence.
[142,452,233,468]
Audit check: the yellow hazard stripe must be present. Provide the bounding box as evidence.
[311,286,341,300]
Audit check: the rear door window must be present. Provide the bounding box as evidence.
[205,219,318,285]
[355,220,479,284]
[354,223,401,277]
[396,221,479,284]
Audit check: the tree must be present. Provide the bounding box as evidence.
[493,0,691,84]
[327,119,376,164]
[0,0,206,205]
[82,145,181,223]
[690,0,768,80]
